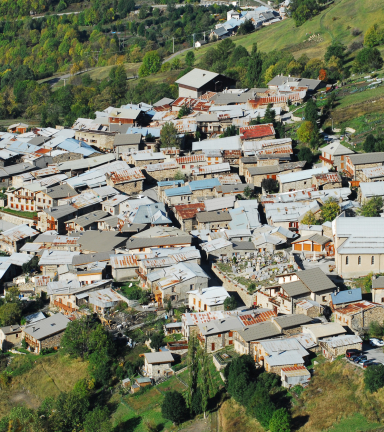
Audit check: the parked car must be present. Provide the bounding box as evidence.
[354,355,367,363]
[358,357,370,366]
[362,360,374,368]
[346,349,361,358]
[370,338,384,347]
[348,353,361,362]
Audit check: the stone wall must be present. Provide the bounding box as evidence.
[205,332,234,353]
[212,265,254,307]
[0,212,35,227]
[52,152,83,164]
[144,168,178,183]
[280,177,314,193]
[296,304,321,318]
[40,331,66,352]
[351,306,384,334]
[321,341,362,360]
[112,266,139,282]
[74,131,115,150]
[108,180,144,194]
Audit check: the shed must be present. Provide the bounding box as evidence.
[281,365,311,389]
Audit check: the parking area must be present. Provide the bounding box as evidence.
[362,343,384,364]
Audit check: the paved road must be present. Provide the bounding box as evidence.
[163,46,195,64]
[32,11,80,19]
[362,343,384,364]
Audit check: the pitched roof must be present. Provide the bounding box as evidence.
[278,167,328,183]
[373,276,384,290]
[240,124,275,140]
[126,236,192,249]
[331,288,362,305]
[196,211,232,223]
[348,152,384,165]
[23,313,70,340]
[114,134,141,146]
[292,234,331,246]
[174,203,206,219]
[273,314,313,329]
[335,301,380,316]
[237,321,281,342]
[297,267,336,293]
[144,351,174,364]
[321,142,354,156]
[175,68,219,89]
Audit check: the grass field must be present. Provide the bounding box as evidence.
[0,353,88,418]
[326,413,380,432]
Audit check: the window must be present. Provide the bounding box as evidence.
[346,256,349,265]
[322,296,326,302]
[372,256,375,265]
[38,198,41,202]
[229,340,233,345]
[218,334,221,337]
[358,256,361,265]
[341,155,344,161]
[228,331,233,337]
[193,298,195,305]
[211,343,215,351]
[182,165,186,169]
[43,199,45,204]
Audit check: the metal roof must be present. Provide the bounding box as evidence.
[1,224,39,242]
[201,238,232,252]
[237,321,281,342]
[114,134,141,146]
[43,184,77,199]
[126,236,192,250]
[57,153,116,171]
[73,252,111,266]
[192,135,241,152]
[187,286,229,306]
[174,203,206,219]
[144,351,174,364]
[163,184,191,196]
[373,276,384,290]
[321,141,354,156]
[331,288,362,305]
[281,365,310,377]
[110,254,138,268]
[282,280,310,297]
[247,160,305,176]
[158,180,184,187]
[192,162,230,175]
[144,161,178,172]
[65,210,109,227]
[238,310,277,326]
[321,334,362,348]
[196,211,232,223]
[278,167,328,184]
[348,152,384,165]
[240,123,275,140]
[107,167,145,184]
[190,178,221,190]
[175,68,219,89]
[362,166,384,179]
[39,250,80,265]
[8,253,32,266]
[23,313,70,340]
[335,301,380,316]
[292,234,331,246]
[360,182,384,198]
[303,322,347,338]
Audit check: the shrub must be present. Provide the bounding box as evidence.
[365,364,384,392]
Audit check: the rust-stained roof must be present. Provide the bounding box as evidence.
[110,254,138,268]
[217,173,242,185]
[31,166,60,178]
[200,91,217,100]
[223,150,242,157]
[335,301,379,316]
[246,92,305,109]
[153,104,172,112]
[1,224,39,242]
[34,275,51,286]
[107,167,145,184]
[314,172,341,185]
[238,310,277,326]
[174,203,206,219]
[240,124,275,140]
[281,365,310,377]
[259,146,293,155]
[176,154,206,164]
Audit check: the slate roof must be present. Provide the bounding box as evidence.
[114,134,141,146]
[273,314,313,329]
[331,288,362,305]
[144,351,174,364]
[23,313,70,340]
[236,321,281,342]
[297,267,336,293]
[175,68,219,89]
[282,280,309,297]
[196,211,232,223]
[348,152,384,166]
[292,234,331,246]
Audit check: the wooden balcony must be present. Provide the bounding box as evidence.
[54,300,75,313]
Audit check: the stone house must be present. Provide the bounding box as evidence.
[302,322,347,343]
[188,286,229,312]
[105,167,145,194]
[345,152,384,181]
[65,210,109,233]
[149,262,210,305]
[129,151,166,167]
[22,313,70,354]
[281,366,311,389]
[143,352,174,380]
[234,321,281,356]
[246,161,305,188]
[191,163,231,181]
[359,166,384,183]
[174,203,206,232]
[157,180,185,202]
[278,167,329,193]
[320,142,355,172]
[255,338,308,374]
[200,238,233,261]
[320,334,362,361]
[110,254,139,282]
[164,178,221,207]
[196,211,232,230]
[37,205,79,234]
[0,324,23,350]
[108,108,142,125]
[215,183,250,197]
[239,156,259,177]
[176,154,207,174]
[35,184,77,211]
[333,301,384,334]
[295,299,323,318]
[143,161,179,183]
[312,172,342,190]
[331,288,362,310]
[113,133,142,154]
[75,130,115,150]
[102,194,130,216]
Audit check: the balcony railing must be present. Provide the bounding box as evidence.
[54,300,75,313]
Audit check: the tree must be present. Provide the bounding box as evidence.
[325,43,346,62]
[246,43,263,88]
[84,407,112,432]
[88,348,113,387]
[139,51,162,77]
[160,122,180,148]
[304,99,318,124]
[243,186,253,198]
[174,171,186,181]
[52,391,90,432]
[364,134,376,152]
[185,51,195,67]
[365,364,384,392]
[297,121,316,144]
[261,178,278,194]
[301,210,318,226]
[161,391,188,424]
[357,196,383,217]
[269,408,291,432]
[226,355,257,404]
[369,321,384,338]
[186,333,199,411]
[321,198,340,222]
[224,295,237,311]
[109,65,127,104]
[353,47,383,73]
[0,302,22,326]
[177,104,191,118]
[364,24,382,48]
[238,19,254,35]
[264,103,276,124]
[150,332,164,351]
[298,147,314,165]
[318,68,327,82]
[198,346,210,418]
[220,125,238,137]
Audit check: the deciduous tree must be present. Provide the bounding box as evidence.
[161,391,188,424]
[320,197,340,222]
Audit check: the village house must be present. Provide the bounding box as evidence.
[149,262,210,305]
[175,154,207,174]
[278,167,328,193]
[196,211,232,231]
[320,334,362,361]
[331,288,362,310]
[240,124,275,141]
[320,141,355,172]
[34,184,77,210]
[175,68,235,98]
[110,254,139,281]
[333,301,384,334]
[312,172,342,190]
[302,322,347,343]
[105,167,145,194]
[164,178,221,207]
[295,299,323,318]
[191,163,231,180]
[143,161,179,183]
[234,321,281,355]
[143,351,174,380]
[113,133,142,153]
[0,324,23,350]
[108,108,143,126]
[188,286,230,312]
[246,161,305,188]
[128,151,166,167]
[345,152,384,181]
[173,203,206,232]
[126,233,192,254]
[102,194,130,215]
[201,238,233,261]
[281,365,311,389]
[74,129,115,150]
[157,180,184,202]
[359,166,384,183]
[64,210,109,233]
[267,75,323,93]
[372,276,384,304]
[39,250,80,277]
[23,313,70,354]
[38,205,81,234]
[0,224,39,254]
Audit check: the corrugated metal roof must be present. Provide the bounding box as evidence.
[144,161,178,172]
[278,167,328,183]
[239,310,277,326]
[204,196,235,212]
[331,288,362,305]
[192,162,230,175]
[321,334,362,348]
[175,68,219,89]
[174,203,206,219]
[240,123,275,140]
[281,365,310,377]
[107,167,145,184]
[348,152,384,166]
[335,301,379,316]
[176,154,205,164]
[1,224,39,242]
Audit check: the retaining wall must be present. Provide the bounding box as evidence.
[0,211,35,227]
